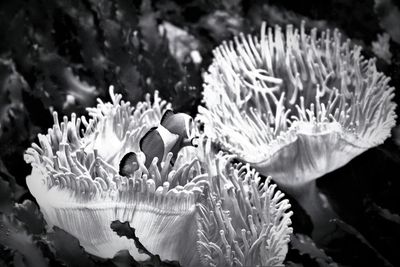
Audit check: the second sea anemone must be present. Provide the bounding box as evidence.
[198,22,397,238]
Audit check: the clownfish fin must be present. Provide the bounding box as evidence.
[119,152,139,177]
[160,109,175,126]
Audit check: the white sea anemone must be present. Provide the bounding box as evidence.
[25,88,293,266]
[197,150,293,267]
[198,22,396,238]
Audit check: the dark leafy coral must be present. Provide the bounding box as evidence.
[14,200,46,235]
[46,227,96,267]
[0,214,48,267]
[290,234,338,267]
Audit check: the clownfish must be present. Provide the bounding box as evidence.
[119,110,198,176]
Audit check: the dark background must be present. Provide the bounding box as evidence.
[1,0,400,266]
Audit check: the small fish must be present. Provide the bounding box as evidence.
[119,152,140,177]
[139,110,198,168]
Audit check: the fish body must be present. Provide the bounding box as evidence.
[140,125,180,168]
[119,110,198,175]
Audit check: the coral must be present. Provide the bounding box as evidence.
[372,33,393,64]
[159,21,202,64]
[374,0,400,44]
[0,214,48,267]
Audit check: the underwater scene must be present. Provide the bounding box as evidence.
[0,0,400,266]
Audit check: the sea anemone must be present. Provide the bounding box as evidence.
[197,150,293,267]
[25,88,293,266]
[198,22,397,238]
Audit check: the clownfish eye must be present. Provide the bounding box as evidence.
[191,136,199,147]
